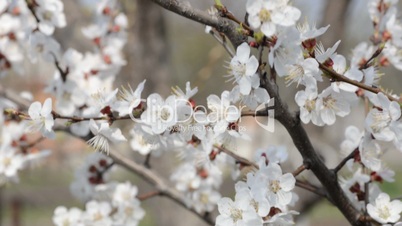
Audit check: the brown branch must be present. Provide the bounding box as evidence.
[208,29,235,58]
[260,73,365,225]
[149,0,246,48]
[0,85,31,110]
[213,144,258,168]
[318,62,401,104]
[333,149,358,173]
[292,164,308,177]
[137,190,161,201]
[108,150,214,225]
[296,180,327,198]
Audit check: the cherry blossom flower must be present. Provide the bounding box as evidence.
[70,153,113,202]
[28,31,61,62]
[283,58,321,86]
[297,20,329,42]
[351,42,376,68]
[255,146,288,166]
[230,85,269,110]
[113,200,145,226]
[268,27,302,77]
[141,93,178,134]
[52,206,83,226]
[191,186,221,213]
[35,0,66,35]
[295,86,323,126]
[359,136,382,171]
[248,162,296,208]
[368,0,398,24]
[316,87,354,125]
[216,197,263,226]
[315,40,341,63]
[82,201,113,225]
[367,193,402,224]
[113,181,138,205]
[365,92,401,141]
[0,145,24,180]
[129,124,161,156]
[207,91,240,135]
[246,0,301,37]
[227,42,259,95]
[87,119,126,154]
[28,97,55,138]
[114,80,145,116]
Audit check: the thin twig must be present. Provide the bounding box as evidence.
[333,149,358,173]
[137,190,161,201]
[292,164,307,177]
[208,29,235,57]
[213,144,258,168]
[318,62,401,104]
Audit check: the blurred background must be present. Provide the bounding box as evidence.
[1,0,402,225]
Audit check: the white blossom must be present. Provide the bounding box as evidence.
[367,193,402,224]
[28,97,55,138]
[87,119,127,154]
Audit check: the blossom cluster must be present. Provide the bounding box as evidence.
[2,0,402,225]
[0,96,50,184]
[216,146,297,226]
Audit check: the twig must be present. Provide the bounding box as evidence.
[144,153,152,169]
[295,180,327,198]
[333,149,358,173]
[208,29,235,57]
[292,164,307,177]
[318,62,401,104]
[137,190,161,201]
[108,150,214,225]
[213,144,258,168]
[150,0,247,48]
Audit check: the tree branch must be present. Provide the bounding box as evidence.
[260,76,365,225]
[149,0,246,48]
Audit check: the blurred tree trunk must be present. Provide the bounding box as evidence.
[320,0,351,49]
[120,0,171,95]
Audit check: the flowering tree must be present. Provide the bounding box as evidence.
[1,0,402,225]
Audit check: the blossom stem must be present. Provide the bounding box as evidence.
[208,28,235,57]
[333,148,358,173]
[213,144,258,168]
[318,62,401,104]
[137,190,161,201]
[51,111,131,123]
[292,164,308,177]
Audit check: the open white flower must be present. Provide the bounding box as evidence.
[295,85,323,126]
[249,162,296,208]
[115,80,145,116]
[284,58,321,86]
[53,206,83,226]
[367,193,402,224]
[29,31,61,63]
[87,119,127,154]
[113,182,139,205]
[36,0,66,35]
[359,136,382,171]
[246,0,301,37]
[316,87,353,125]
[216,197,262,226]
[141,93,177,134]
[366,92,401,141]
[82,201,112,225]
[227,43,259,95]
[207,91,240,135]
[28,97,55,138]
[0,145,24,180]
